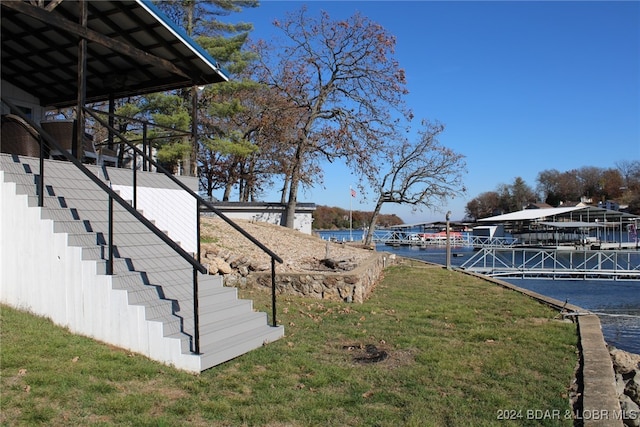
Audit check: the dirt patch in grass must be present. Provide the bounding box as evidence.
[336,341,416,369]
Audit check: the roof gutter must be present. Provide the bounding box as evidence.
[136,0,230,83]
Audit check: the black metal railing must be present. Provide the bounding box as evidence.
[2,98,283,355]
[85,107,284,325]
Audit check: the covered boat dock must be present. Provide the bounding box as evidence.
[477,206,639,250]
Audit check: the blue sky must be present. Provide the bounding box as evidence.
[220,1,640,223]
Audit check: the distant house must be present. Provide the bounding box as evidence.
[558,200,591,208]
[205,202,316,235]
[598,200,620,211]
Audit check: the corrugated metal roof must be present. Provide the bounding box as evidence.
[1,0,228,108]
[478,206,638,223]
[478,207,583,222]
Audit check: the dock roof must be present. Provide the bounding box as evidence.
[478,206,638,224]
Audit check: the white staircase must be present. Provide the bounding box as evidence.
[0,153,283,372]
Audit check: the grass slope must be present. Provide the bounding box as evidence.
[1,265,577,426]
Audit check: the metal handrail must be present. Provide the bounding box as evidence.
[87,107,192,172]
[84,107,284,328]
[84,108,284,262]
[4,97,284,356]
[2,98,206,271]
[3,98,209,353]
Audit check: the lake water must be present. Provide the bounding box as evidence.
[317,230,640,354]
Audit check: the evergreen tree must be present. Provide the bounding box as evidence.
[106,1,259,179]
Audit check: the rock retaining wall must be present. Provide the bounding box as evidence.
[225,252,395,303]
[611,348,640,426]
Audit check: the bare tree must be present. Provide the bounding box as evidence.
[364,121,466,245]
[252,7,411,228]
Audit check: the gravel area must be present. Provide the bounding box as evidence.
[200,216,375,273]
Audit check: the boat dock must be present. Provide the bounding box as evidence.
[460,247,640,280]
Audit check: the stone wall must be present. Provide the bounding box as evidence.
[225,252,396,303]
[611,348,640,426]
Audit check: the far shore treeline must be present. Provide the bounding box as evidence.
[313,206,403,230]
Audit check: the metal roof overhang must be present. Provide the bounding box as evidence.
[1,0,229,108]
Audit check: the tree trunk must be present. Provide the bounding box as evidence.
[206,173,214,198]
[280,173,290,205]
[364,197,384,246]
[284,142,305,228]
[223,182,233,201]
[284,171,300,228]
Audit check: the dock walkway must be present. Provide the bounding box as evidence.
[461,247,640,280]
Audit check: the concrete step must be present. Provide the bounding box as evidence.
[51,219,163,236]
[200,325,284,370]
[164,331,194,354]
[199,311,270,344]
[146,314,185,338]
[199,299,254,327]
[198,286,238,310]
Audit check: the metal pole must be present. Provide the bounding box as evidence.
[107,194,114,275]
[446,211,452,270]
[132,149,137,209]
[193,267,200,354]
[191,85,198,178]
[349,187,353,242]
[38,136,44,207]
[271,257,277,327]
[142,123,148,172]
[76,0,87,160]
[193,178,202,353]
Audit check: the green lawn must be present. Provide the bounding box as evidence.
[1,265,577,426]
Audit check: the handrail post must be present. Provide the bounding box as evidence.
[142,123,148,172]
[194,203,201,353]
[132,151,137,210]
[38,134,44,207]
[193,267,200,354]
[271,257,277,327]
[107,194,114,275]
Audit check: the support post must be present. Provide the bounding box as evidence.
[107,194,114,275]
[191,85,198,177]
[76,0,87,159]
[193,267,200,354]
[271,257,277,327]
[446,211,452,270]
[38,136,44,207]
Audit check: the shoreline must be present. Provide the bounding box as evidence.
[203,219,640,423]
